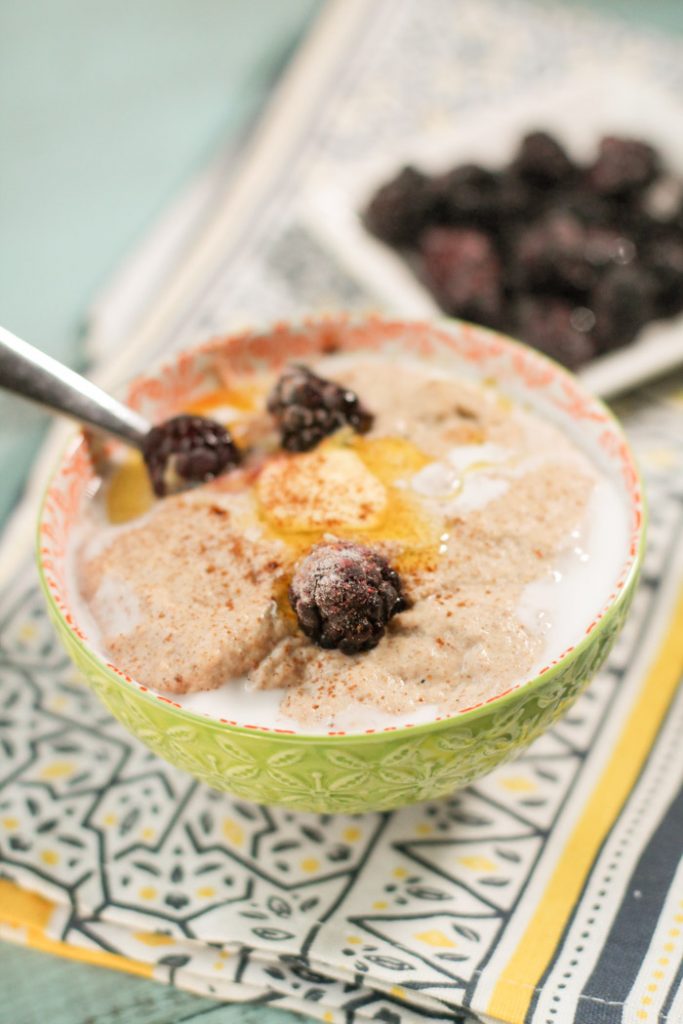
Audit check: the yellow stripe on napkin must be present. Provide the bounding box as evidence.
[0,879,153,978]
[487,584,683,1024]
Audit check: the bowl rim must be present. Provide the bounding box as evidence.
[36,314,647,743]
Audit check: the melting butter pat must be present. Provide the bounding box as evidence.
[258,448,387,532]
[106,453,154,524]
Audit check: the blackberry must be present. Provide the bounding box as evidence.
[672,198,683,234]
[363,166,434,247]
[495,170,541,223]
[516,296,596,369]
[432,164,499,227]
[289,541,406,654]
[584,225,637,270]
[419,226,503,325]
[642,227,683,316]
[644,175,683,222]
[588,136,661,198]
[512,131,575,186]
[592,264,657,351]
[554,187,617,227]
[267,365,373,453]
[142,414,240,497]
[512,211,595,295]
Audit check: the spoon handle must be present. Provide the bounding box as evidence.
[0,325,150,448]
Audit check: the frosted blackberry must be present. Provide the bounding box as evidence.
[143,414,240,497]
[512,211,596,295]
[433,163,500,226]
[420,226,503,326]
[643,228,683,316]
[362,165,434,247]
[593,265,656,351]
[289,541,406,654]
[588,137,661,197]
[516,296,596,369]
[513,131,575,186]
[267,365,373,453]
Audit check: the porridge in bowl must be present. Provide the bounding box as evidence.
[70,347,628,734]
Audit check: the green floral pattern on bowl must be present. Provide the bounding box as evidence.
[37,316,645,813]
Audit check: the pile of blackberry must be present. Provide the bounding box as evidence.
[363,132,683,368]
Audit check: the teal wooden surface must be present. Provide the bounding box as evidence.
[3,2,683,1024]
[0,943,305,1024]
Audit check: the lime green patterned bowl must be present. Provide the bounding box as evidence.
[37,316,645,813]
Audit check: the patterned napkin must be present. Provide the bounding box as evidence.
[2,3,683,1022]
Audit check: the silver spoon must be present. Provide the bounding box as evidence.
[0,324,151,447]
[0,324,239,494]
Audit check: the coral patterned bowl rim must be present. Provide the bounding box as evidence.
[36,315,646,742]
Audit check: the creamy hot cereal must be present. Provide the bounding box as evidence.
[70,354,627,732]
